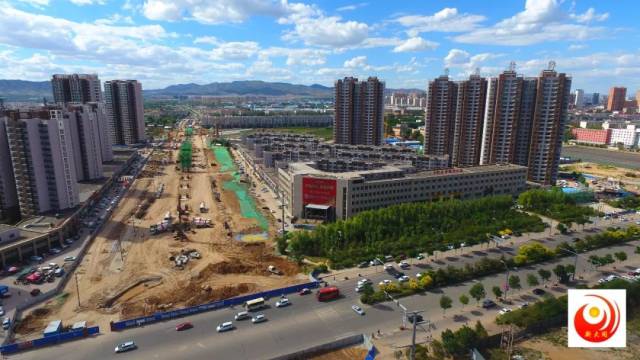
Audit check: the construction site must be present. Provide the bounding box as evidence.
[15,126,302,339]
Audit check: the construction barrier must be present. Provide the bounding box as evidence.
[0,326,99,355]
[110,281,320,331]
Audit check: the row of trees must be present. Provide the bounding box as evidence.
[517,188,597,226]
[607,195,640,210]
[288,195,545,268]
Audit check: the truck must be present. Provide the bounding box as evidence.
[267,265,281,275]
[199,202,208,213]
[43,320,62,337]
[317,287,340,302]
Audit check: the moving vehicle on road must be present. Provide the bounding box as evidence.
[114,341,137,353]
[175,322,193,331]
[244,297,265,311]
[251,314,266,324]
[317,286,340,302]
[352,305,365,315]
[275,298,290,308]
[234,311,250,320]
[299,288,311,295]
[216,322,234,332]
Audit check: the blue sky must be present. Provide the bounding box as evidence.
[0,0,638,93]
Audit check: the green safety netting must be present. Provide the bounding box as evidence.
[179,140,192,170]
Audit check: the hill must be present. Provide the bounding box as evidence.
[0,80,52,101]
[145,80,333,98]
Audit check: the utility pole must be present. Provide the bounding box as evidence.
[501,260,510,300]
[384,291,426,360]
[75,272,81,308]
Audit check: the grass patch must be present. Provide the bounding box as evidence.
[245,127,333,140]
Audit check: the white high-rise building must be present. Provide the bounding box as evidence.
[574,89,584,108]
[66,104,107,181]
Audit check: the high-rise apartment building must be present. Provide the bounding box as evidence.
[0,118,18,220]
[607,87,627,112]
[574,89,584,108]
[104,80,145,145]
[592,93,600,106]
[527,67,571,185]
[51,74,102,104]
[424,75,457,159]
[333,77,384,146]
[480,69,530,165]
[66,104,106,181]
[451,74,487,166]
[3,108,79,216]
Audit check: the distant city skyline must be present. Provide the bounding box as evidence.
[0,0,638,92]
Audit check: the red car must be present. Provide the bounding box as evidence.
[299,288,311,295]
[175,322,193,331]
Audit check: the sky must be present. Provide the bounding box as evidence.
[0,0,638,92]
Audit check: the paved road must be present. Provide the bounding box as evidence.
[9,223,640,359]
[562,145,640,169]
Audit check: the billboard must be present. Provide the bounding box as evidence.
[302,177,337,206]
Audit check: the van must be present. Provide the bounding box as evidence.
[234,311,250,320]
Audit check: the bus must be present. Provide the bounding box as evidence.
[244,297,265,311]
[317,287,340,302]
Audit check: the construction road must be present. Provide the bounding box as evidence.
[9,217,640,360]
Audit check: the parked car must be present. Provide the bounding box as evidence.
[64,256,77,262]
[378,279,391,286]
[482,299,497,309]
[251,314,267,324]
[358,261,369,268]
[416,272,424,279]
[29,256,43,263]
[114,341,137,353]
[275,298,290,308]
[498,308,512,315]
[519,302,529,309]
[416,254,425,260]
[216,322,234,332]
[399,261,410,269]
[398,275,410,283]
[175,322,193,331]
[532,288,546,296]
[2,317,10,330]
[0,307,4,316]
[351,305,365,315]
[50,248,62,254]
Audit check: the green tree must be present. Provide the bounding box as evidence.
[492,285,503,299]
[538,268,552,285]
[459,294,469,309]
[614,251,628,262]
[440,295,453,316]
[526,273,539,287]
[469,283,486,305]
[508,275,521,292]
[553,264,570,284]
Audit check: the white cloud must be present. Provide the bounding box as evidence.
[571,8,609,23]
[443,49,502,76]
[142,0,290,24]
[210,41,260,61]
[454,0,606,46]
[395,8,486,36]
[282,15,369,47]
[263,47,329,66]
[337,3,368,12]
[16,0,49,7]
[392,37,438,53]
[568,44,587,51]
[70,0,106,5]
[95,14,134,25]
[193,36,220,45]
[344,55,368,69]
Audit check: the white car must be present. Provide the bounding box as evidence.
[216,322,234,332]
[234,311,250,320]
[357,278,371,286]
[383,263,394,270]
[0,307,4,316]
[64,256,77,262]
[498,308,512,315]
[251,314,266,324]
[114,341,137,353]
[275,298,290,308]
[416,272,424,279]
[378,279,391,286]
[352,305,365,315]
[398,275,410,283]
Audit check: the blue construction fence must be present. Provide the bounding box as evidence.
[0,326,99,355]
[110,281,320,331]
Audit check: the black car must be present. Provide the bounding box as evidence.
[532,288,546,296]
[407,314,424,324]
[482,299,497,309]
[393,272,405,279]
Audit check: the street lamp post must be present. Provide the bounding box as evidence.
[501,260,510,300]
[384,291,424,360]
[558,248,581,281]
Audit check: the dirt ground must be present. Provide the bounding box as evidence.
[15,131,303,339]
[308,346,370,360]
[561,162,640,192]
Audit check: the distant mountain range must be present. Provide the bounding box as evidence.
[0,79,424,101]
